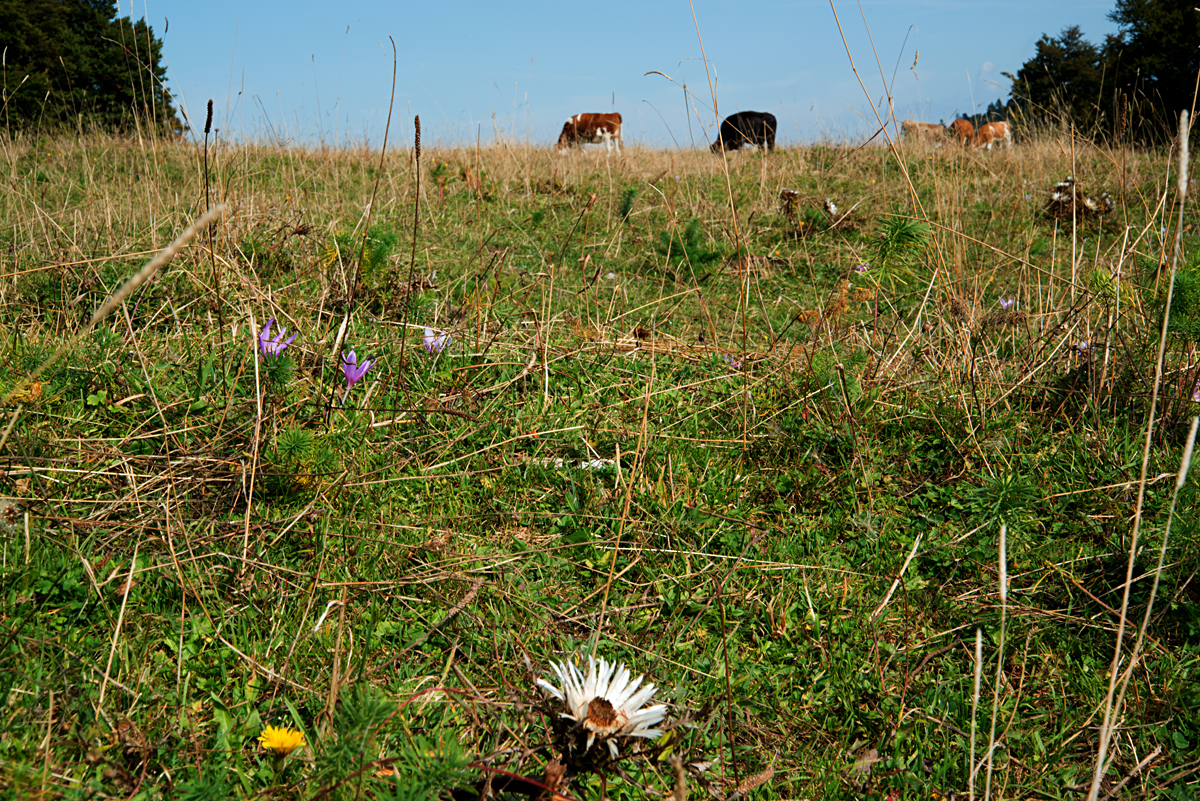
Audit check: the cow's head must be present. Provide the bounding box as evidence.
[948,119,974,144]
[555,123,575,150]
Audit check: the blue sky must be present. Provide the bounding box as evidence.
[146,0,1121,148]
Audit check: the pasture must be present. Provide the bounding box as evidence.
[0,128,1197,800]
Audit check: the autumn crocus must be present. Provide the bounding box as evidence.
[341,351,374,403]
[999,297,1015,310]
[424,327,451,354]
[258,318,296,358]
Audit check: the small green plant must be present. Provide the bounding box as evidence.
[1162,261,1200,340]
[657,216,724,267]
[382,735,474,801]
[322,226,398,274]
[878,215,931,272]
[967,471,1038,530]
[275,426,314,462]
[618,187,640,223]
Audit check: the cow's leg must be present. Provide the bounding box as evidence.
[600,129,612,155]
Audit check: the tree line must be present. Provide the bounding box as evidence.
[1006,0,1198,143]
[0,0,177,134]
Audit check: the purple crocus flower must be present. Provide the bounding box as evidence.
[423,327,451,354]
[258,318,296,358]
[999,297,1015,310]
[341,350,374,394]
[853,262,869,274]
[1192,382,1200,403]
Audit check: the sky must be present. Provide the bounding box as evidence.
[140,0,1122,149]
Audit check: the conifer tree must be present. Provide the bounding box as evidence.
[0,0,177,132]
[1008,0,1200,142]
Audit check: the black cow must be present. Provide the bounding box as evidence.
[711,111,776,152]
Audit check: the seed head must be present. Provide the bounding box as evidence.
[0,498,19,529]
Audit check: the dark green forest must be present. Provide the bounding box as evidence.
[0,0,176,132]
[1007,0,1200,141]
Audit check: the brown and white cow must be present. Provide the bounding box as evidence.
[900,120,945,142]
[556,112,623,154]
[948,118,974,146]
[974,121,1012,150]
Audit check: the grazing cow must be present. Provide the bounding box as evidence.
[948,118,974,145]
[975,121,1012,150]
[900,120,945,142]
[556,113,623,154]
[711,111,777,152]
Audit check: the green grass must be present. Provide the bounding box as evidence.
[0,129,1198,800]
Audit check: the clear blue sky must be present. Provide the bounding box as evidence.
[144,0,1121,148]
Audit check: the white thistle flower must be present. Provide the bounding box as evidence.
[537,655,667,758]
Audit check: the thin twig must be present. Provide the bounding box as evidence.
[97,539,140,713]
[983,524,1007,801]
[868,532,923,624]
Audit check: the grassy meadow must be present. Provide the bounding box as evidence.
[0,126,1198,800]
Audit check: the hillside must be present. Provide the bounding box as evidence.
[0,130,1197,799]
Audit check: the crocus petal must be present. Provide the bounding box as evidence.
[258,318,275,356]
[424,327,450,354]
[342,351,366,387]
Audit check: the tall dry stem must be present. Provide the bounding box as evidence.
[983,523,1007,801]
[1087,109,1191,801]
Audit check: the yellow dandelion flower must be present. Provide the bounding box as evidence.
[258,725,305,755]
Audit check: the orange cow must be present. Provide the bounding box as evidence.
[949,118,974,145]
[974,121,1012,150]
[900,120,945,141]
